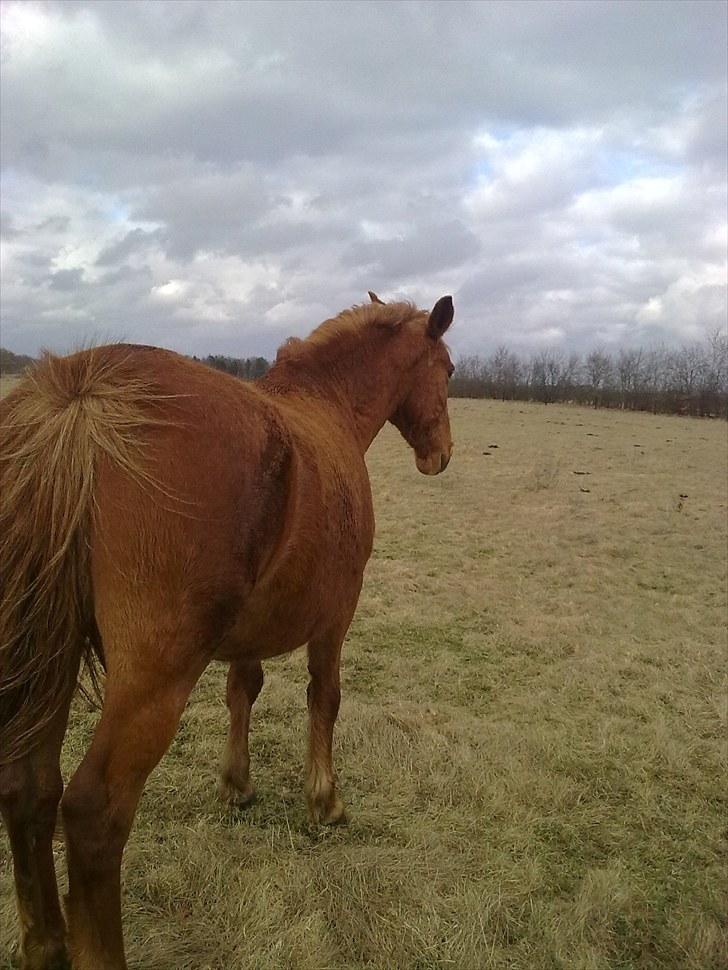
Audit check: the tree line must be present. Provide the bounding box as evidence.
[0,348,36,374]
[193,354,270,380]
[0,349,271,382]
[2,332,726,418]
[449,331,728,418]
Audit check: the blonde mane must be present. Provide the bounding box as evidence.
[276,301,426,363]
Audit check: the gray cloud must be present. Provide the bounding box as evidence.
[48,267,85,291]
[347,219,482,278]
[96,228,163,266]
[1,0,725,359]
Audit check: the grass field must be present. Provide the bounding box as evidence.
[1,398,727,970]
[0,377,21,399]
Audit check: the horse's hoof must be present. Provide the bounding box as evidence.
[323,801,347,826]
[20,940,70,970]
[309,794,347,826]
[48,950,72,970]
[218,777,256,808]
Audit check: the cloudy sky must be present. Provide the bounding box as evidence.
[1,0,726,360]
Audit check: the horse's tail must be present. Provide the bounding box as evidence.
[0,347,162,765]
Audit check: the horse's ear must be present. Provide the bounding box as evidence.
[368,290,385,305]
[427,295,454,339]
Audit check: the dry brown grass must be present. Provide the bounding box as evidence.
[2,399,727,969]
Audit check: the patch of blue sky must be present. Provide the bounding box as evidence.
[0,168,29,207]
[597,148,682,186]
[472,158,494,182]
[470,122,521,182]
[107,202,129,224]
[103,200,161,234]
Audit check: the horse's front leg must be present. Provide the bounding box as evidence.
[219,658,264,807]
[305,630,346,825]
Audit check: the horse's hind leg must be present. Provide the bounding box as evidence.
[305,629,347,825]
[219,658,263,807]
[61,657,205,970]
[0,676,77,970]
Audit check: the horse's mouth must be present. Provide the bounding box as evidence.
[416,451,451,476]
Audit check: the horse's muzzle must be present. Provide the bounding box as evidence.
[416,447,452,476]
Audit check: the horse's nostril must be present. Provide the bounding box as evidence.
[440,453,449,472]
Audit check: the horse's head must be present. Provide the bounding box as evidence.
[371,292,455,476]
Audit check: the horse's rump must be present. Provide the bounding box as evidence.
[0,346,167,763]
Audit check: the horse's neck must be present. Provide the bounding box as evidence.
[333,362,402,451]
[263,339,405,452]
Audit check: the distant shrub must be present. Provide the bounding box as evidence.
[0,348,36,375]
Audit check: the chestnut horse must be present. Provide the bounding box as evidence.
[0,293,455,969]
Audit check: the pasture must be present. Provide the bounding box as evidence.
[0,378,20,400]
[1,397,726,969]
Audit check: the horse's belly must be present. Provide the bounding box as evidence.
[208,556,366,660]
[215,610,313,661]
[213,572,355,662]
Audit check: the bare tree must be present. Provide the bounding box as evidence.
[530,350,576,403]
[617,347,644,407]
[697,330,728,416]
[490,345,522,400]
[584,348,613,408]
[706,329,728,392]
[449,354,492,398]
